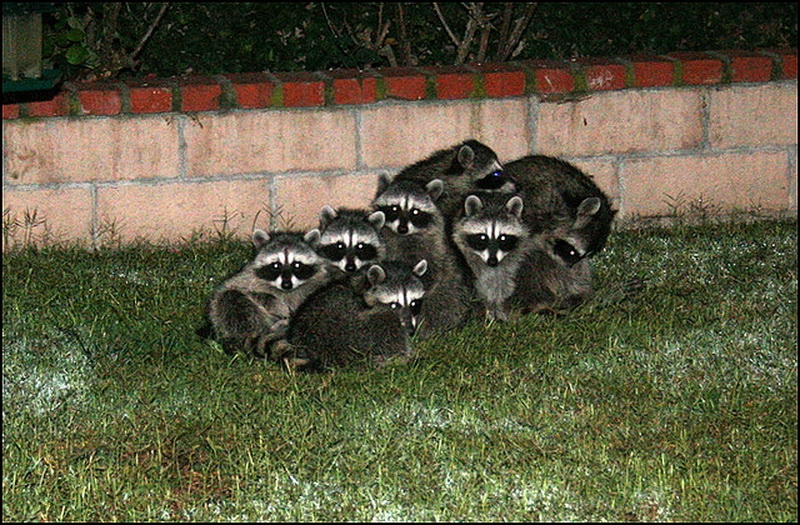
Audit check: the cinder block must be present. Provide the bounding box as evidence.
[3,117,181,185]
[473,98,530,162]
[535,89,703,157]
[620,152,790,217]
[274,172,380,231]
[96,179,273,244]
[709,83,797,149]
[2,186,93,249]
[567,157,620,209]
[184,109,358,177]
[361,101,525,169]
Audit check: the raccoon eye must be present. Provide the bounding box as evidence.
[466,234,490,251]
[553,240,583,266]
[320,243,347,261]
[389,302,402,310]
[477,170,506,190]
[291,261,316,280]
[255,263,283,281]
[355,243,378,260]
[410,299,422,316]
[380,206,401,222]
[498,235,519,252]
[409,210,432,229]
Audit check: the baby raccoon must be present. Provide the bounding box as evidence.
[276,260,428,371]
[205,229,332,358]
[390,139,512,220]
[314,206,386,275]
[452,192,533,322]
[372,175,472,338]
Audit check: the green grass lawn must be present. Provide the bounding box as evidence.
[3,218,797,521]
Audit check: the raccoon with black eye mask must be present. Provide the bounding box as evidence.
[372,176,472,338]
[203,229,332,358]
[313,206,386,275]
[453,192,534,322]
[390,139,514,220]
[275,259,428,371]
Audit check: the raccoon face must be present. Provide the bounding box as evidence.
[451,140,513,191]
[252,230,325,291]
[316,207,385,273]
[542,197,603,268]
[373,179,443,236]
[364,260,427,334]
[455,194,528,268]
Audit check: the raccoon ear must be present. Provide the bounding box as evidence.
[506,195,524,218]
[253,229,270,248]
[367,264,386,286]
[464,195,483,215]
[368,210,386,230]
[426,179,445,201]
[304,229,321,245]
[319,205,337,227]
[573,197,602,229]
[413,259,428,277]
[457,144,475,169]
[375,173,393,198]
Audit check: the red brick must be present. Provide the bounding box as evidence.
[273,71,325,107]
[69,81,123,115]
[421,66,475,100]
[664,51,723,85]
[761,48,798,79]
[715,50,773,82]
[179,76,223,112]
[26,91,70,117]
[126,78,174,114]
[323,69,378,105]
[222,72,275,109]
[3,104,20,120]
[471,63,526,97]
[624,54,675,87]
[376,67,428,100]
[515,59,575,94]
[573,57,627,90]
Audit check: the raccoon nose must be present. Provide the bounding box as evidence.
[397,222,409,235]
[280,274,294,290]
[345,258,357,272]
[487,254,499,267]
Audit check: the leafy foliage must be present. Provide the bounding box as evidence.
[41,2,797,81]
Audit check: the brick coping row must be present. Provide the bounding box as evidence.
[2,48,796,120]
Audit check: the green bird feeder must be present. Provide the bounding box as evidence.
[3,2,62,93]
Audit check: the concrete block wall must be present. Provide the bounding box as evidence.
[2,48,797,250]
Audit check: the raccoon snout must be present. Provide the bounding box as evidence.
[280,278,294,290]
[487,254,499,267]
[397,222,410,235]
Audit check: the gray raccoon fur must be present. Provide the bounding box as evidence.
[497,155,617,313]
[277,260,428,371]
[372,176,472,338]
[452,192,534,321]
[206,228,333,358]
[390,139,510,220]
[313,206,386,275]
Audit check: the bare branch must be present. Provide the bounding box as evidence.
[131,3,171,62]
[434,2,461,49]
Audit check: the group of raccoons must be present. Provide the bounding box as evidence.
[199,140,616,372]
